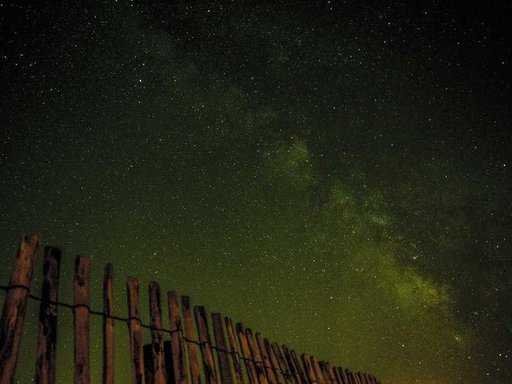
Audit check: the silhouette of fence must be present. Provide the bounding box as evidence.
[0,234,381,384]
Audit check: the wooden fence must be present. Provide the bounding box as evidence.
[0,234,381,384]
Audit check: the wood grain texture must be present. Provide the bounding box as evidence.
[148,282,167,384]
[255,333,276,384]
[211,313,233,384]
[301,354,316,384]
[0,234,40,384]
[272,344,293,384]
[168,291,188,384]
[127,277,145,384]
[74,256,91,384]
[289,350,307,384]
[181,296,202,384]
[224,317,244,384]
[245,329,268,384]
[236,323,258,384]
[35,246,60,384]
[263,338,285,384]
[194,306,218,384]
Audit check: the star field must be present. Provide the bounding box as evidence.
[0,1,511,383]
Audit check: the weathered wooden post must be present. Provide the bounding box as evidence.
[310,357,325,384]
[181,296,201,384]
[301,354,316,384]
[35,246,61,384]
[194,306,218,384]
[127,277,145,384]
[344,369,354,384]
[245,329,268,384]
[224,317,245,384]
[168,290,187,384]
[272,344,293,384]
[289,350,307,384]
[74,256,91,384]
[148,282,166,384]
[236,323,258,384]
[317,362,328,384]
[331,366,344,384]
[211,313,233,384]
[255,333,276,384]
[263,338,285,384]
[103,264,114,384]
[0,233,40,384]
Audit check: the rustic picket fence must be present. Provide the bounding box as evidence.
[0,234,381,384]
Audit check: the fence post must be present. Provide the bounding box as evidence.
[148,282,166,384]
[336,367,348,384]
[263,338,285,384]
[127,277,145,384]
[281,346,299,384]
[318,361,336,384]
[344,369,354,384]
[245,329,268,384]
[212,313,233,384]
[35,246,60,384]
[255,333,276,384]
[271,344,293,384]
[310,357,325,384]
[168,290,188,384]
[194,306,218,384]
[181,296,201,384]
[301,354,315,384]
[224,317,245,384]
[0,233,40,384]
[103,264,114,384]
[289,350,307,384]
[74,256,91,384]
[331,367,344,384]
[236,323,258,384]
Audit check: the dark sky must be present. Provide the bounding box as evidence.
[1,1,511,383]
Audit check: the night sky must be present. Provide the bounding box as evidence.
[1,1,511,383]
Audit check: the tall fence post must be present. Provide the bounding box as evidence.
[263,338,285,384]
[149,282,166,384]
[181,296,201,384]
[255,333,276,384]
[0,233,40,384]
[103,264,115,384]
[35,246,61,384]
[211,313,233,384]
[301,354,316,384]
[271,344,292,384]
[224,317,245,384]
[331,366,344,384]
[281,346,299,384]
[194,306,218,384]
[74,256,91,384]
[236,323,258,384]
[127,277,145,384]
[245,329,268,384]
[310,356,325,384]
[168,290,188,384]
